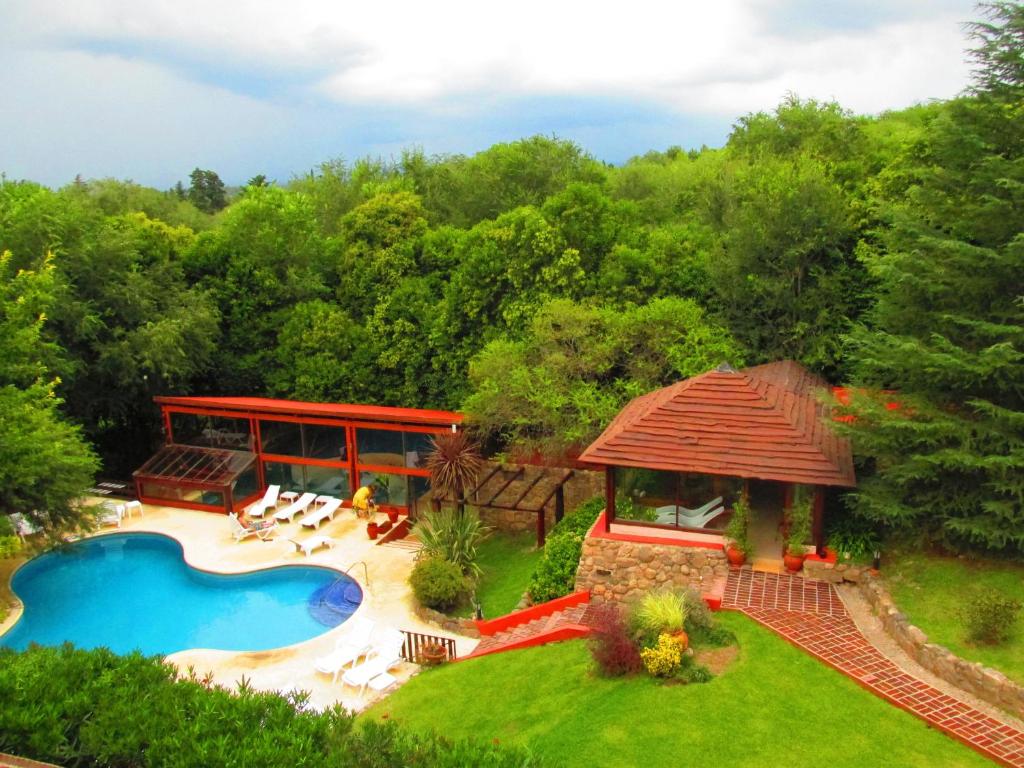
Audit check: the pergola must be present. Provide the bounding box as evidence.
[432,463,574,546]
[578,361,856,554]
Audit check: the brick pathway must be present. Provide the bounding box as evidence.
[470,604,598,657]
[723,569,1024,767]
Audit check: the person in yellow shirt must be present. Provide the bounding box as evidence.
[352,483,378,518]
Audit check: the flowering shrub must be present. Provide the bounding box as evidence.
[640,633,683,677]
[587,603,643,676]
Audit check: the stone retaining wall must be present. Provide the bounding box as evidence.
[575,536,728,603]
[804,558,866,584]
[858,575,1024,719]
[413,604,481,639]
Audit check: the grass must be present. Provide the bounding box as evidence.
[464,532,542,618]
[884,549,1024,684]
[364,612,989,767]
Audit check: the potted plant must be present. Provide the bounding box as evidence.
[417,641,448,666]
[784,496,812,573]
[724,492,751,566]
[367,521,379,540]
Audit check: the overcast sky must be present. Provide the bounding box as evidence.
[0,0,980,188]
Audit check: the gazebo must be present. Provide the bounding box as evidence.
[577,361,856,556]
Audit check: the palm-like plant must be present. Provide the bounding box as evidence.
[413,508,489,577]
[426,430,483,513]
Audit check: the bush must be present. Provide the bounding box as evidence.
[962,593,1022,645]
[640,633,682,677]
[527,497,604,603]
[631,591,687,648]
[412,508,489,576]
[0,535,20,559]
[682,589,735,647]
[826,514,880,561]
[410,557,468,611]
[724,493,751,555]
[587,603,643,677]
[0,645,541,767]
[787,496,812,556]
[677,653,714,684]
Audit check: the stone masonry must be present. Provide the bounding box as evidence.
[475,465,602,537]
[575,536,728,603]
[857,574,1024,720]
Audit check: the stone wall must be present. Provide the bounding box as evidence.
[859,576,1024,719]
[413,604,481,638]
[575,536,728,603]
[804,558,866,584]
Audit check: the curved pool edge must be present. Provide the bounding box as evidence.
[0,529,365,658]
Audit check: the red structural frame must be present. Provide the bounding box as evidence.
[137,396,463,515]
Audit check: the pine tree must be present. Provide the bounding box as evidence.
[840,3,1024,552]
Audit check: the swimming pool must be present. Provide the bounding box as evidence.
[0,533,362,655]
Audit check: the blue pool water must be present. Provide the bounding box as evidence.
[0,533,362,655]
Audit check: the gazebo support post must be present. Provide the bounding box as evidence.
[537,509,546,548]
[555,485,564,525]
[812,486,826,556]
[605,469,615,532]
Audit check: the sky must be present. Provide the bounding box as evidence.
[0,0,980,189]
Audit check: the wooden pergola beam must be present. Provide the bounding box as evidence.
[480,465,525,507]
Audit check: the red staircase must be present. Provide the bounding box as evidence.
[468,592,594,658]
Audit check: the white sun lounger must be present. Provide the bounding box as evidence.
[97,503,123,528]
[286,535,335,557]
[247,484,281,518]
[274,492,317,523]
[10,512,41,539]
[228,513,276,542]
[314,617,376,682]
[341,629,407,695]
[655,496,726,527]
[300,497,343,529]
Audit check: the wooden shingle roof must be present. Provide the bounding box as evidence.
[578,360,856,487]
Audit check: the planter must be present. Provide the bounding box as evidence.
[387,509,400,524]
[417,644,448,666]
[367,522,379,540]
[725,544,747,567]
[673,630,689,652]
[783,552,806,573]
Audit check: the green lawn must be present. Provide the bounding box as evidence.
[464,532,542,618]
[364,612,988,767]
[885,550,1024,684]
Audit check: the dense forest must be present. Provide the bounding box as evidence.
[1,3,1021,554]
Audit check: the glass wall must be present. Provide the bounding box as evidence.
[259,420,303,457]
[263,461,305,493]
[356,428,435,469]
[407,475,432,519]
[303,423,348,461]
[304,465,350,497]
[169,413,251,450]
[613,467,741,532]
[139,481,224,509]
[231,465,260,504]
[357,470,410,507]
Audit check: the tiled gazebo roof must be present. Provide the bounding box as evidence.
[578,360,856,488]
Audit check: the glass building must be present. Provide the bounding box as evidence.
[133,396,462,516]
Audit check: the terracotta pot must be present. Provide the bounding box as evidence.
[387,509,399,524]
[783,552,806,573]
[725,544,746,567]
[673,630,689,652]
[417,644,448,666]
[367,522,379,540]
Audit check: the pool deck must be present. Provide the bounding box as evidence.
[2,501,479,713]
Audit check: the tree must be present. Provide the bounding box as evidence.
[247,174,269,188]
[187,168,227,213]
[463,297,743,458]
[0,251,98,536]
[840,3,1024,553]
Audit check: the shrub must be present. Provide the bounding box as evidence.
[0,515,14,537]
[0,535,21,559]
[825,514,880,561]
[962,593,1023,645]
[724,493,751,555]
[0,645,541,767]
[410,557,468,611]
[587,603,643,677]
[681,589,735,647]
[640,633,683,677]
[677,653,714,684]
[412,508,489,576]
[632,591,687,648]
[527,497,604,603]
[787,495,812,556]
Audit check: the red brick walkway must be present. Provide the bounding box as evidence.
[723,569,1024,767]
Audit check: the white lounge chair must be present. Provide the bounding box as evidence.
[314,617,376,682]
[247,485,281,518]
[341,629,407,695]
[655,496,726,528]
[274,492,317,523]
[286,535,335,557]
[228,513,276,542]
[97,503,123,528]
[300,497,343,529]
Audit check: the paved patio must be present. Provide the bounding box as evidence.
[3,501,479,713]
[723,569,1024,768]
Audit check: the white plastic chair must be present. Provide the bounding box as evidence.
[313,617,376,682]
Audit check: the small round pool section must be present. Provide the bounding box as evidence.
[0,533,362,655]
